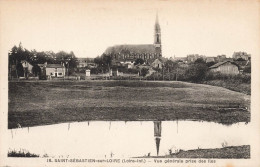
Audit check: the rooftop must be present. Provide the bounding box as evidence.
[46,64,64,68]
[209,61,238,69]
[105,44,158,54]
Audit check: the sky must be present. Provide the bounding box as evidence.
[0,0,259,58]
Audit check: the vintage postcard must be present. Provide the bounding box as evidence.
[0,0,260,166]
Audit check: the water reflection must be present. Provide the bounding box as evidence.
[154,121,161,156]
[8,121,250,158]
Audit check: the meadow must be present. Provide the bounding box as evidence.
[8,80,250,128]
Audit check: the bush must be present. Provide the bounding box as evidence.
[8,149,39,157]
[184,63,208,82]
[243,66,251,73]
[39,75,47,80]
[32,64,41,76]
[118,68,139,74]
[90,68,102,74]
[146,72,165,80]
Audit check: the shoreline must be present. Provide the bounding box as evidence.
[137,145,250,159]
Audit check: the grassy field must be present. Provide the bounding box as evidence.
[8,80,250,128]
[140,145,250,159]
[202,80,251,95]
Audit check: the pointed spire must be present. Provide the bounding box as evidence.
[154,121,162,156]
[154,12,161,45]
[155,137,161,156]
[156,11,159,24]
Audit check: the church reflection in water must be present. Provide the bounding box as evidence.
[154,121,161,156]
[8,121,250,158]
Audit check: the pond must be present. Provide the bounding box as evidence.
[8,121,250,158]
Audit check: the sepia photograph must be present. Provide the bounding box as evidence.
[0,0,259,166]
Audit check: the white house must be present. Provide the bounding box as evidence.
[45,64,66,78]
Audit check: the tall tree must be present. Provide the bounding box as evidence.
[185,63,208,82]
[16,62,24,77]
[32,64,41,76]
[164,60,178,72]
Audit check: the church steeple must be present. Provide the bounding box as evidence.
[154,121,162,156]
[154,12,161,45]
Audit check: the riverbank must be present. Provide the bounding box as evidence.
[140,145,250,159]
[8,80,250,128]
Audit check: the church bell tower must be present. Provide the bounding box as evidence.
[154,13,162,56]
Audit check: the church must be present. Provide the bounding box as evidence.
[103,14,162,65]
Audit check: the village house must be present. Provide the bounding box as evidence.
[20,60,34,78]
[232,52,251,61]
[209,61,239,75]
[45,64,66,78]
[151,58,164,69]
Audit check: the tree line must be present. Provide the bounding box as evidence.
[8,43,77,78]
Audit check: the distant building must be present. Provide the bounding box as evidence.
[205,57,216,63]
[232,52,251,61]
[46,64,66,77]
[153,57,167,69]
[173,56,187,63]
[77,58,95,68]
[186,54,206,63]
[216,55,226,62]
[151,58,164,69]
[103,14,162,65]
[209,61,239,75]
[85,69,91,77]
